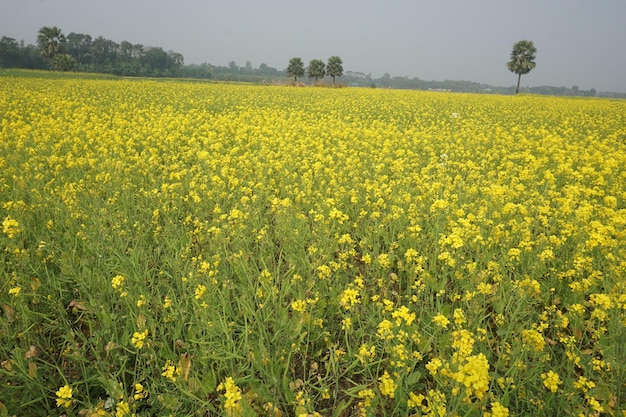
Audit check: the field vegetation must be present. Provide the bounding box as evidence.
[1,72,625,416]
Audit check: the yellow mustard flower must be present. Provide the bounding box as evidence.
[378,371,397,398]
[217,376,242,415]
[2,216,21,238]
[433,314,450,329]
[55,384,73,408]
[541,370,561,392]
[131,329,148,349]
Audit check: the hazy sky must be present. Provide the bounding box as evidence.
[2,0,625,92]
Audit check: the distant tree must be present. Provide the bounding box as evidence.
[132,44,145,59]
[326,56,343,84]
[37,26,66,62]
[258,63,280,76]
[507,40,537,94]
[0,37,20,67]
[180,63,213,79]
[66,32,92,65]
[307,59,325,81]
[169,51,184,67]
[287,57,304,81]
[141,47,171,76]
[379,72,392,88]
[119,41,134,63]
[89,36,119,72]
[17,42,47,69]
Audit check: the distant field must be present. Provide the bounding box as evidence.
[1,73,625,416]
[0,68,121,80]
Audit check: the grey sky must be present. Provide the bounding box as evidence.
[2,0,625,92]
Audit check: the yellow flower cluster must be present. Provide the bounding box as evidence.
[450,353,490,400]
[55,384,73,408]
[194,284,206,300]
[2,215,20,238]
[115,401,130,416]
[339,287,360,310]
[407,389,447,416]
[131,329,148,349]
[133,383,148,400]
[541,370,562,392]
[378,371,397,398]
[356,388,375,416]
[433,314,450,329]
[291,299,308,312]
[217,377,243,415]
[484,401,509,417]
[521,329,546,352]
[161,360,180,383]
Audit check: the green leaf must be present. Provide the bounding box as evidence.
[331,400,350,417]
[282,379,295,403]
[405,370,422,386]
[492,301,504,314]
[158,393,180,410]
[418,337,432,355]
[202,367,217,394]
[187,376,201,394]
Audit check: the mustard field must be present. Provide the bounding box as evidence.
[1,73,625,416]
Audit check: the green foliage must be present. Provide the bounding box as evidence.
[2,29,620,96]
[51,54,76,72]
[0,37,46,70]
[307,59,326,81]
[37,26,66,60]
[507,40,537,75]
[326,56,343,84]
[31,27,185,76]
[507,40,537,94]
[287,57,305,81]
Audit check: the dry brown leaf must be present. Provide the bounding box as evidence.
[24,345,38,359]
[2,305,15,323]
[179,353,191,381]
[68,300,90,312]
[30,277,41,291]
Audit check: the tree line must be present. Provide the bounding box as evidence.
[1,26,184,77]
[2,29,619,97]
[286,56,344,84]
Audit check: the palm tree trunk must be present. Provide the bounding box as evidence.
[515,73,522,94]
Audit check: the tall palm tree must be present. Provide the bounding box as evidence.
[326,56,343,85]
[287,57,304,82]
[507,40,537,94]
[37,26,66,61]
[307,59,326,82]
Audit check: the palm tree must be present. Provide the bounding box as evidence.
[37,26,66,61]
[326,56,343,85]
[307,59,326,82]
[286,57,304,82]
[507,40,537,94]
